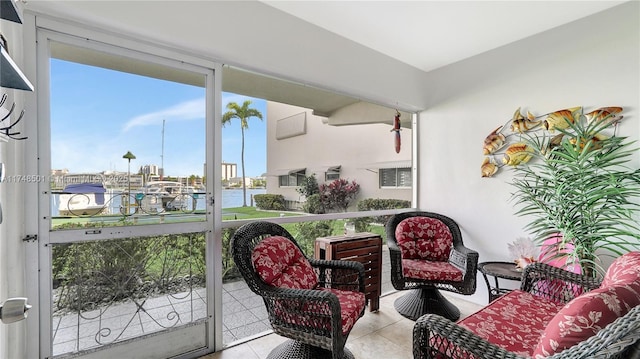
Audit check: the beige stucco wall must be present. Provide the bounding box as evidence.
[266,102,412,209]
[418,1,640,304]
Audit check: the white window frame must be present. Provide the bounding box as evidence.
[379,167,413,188]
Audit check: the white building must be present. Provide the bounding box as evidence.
[221,162,236,181]
[267,102,412,210]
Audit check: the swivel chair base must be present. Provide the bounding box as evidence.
[394,287,460,321]
[267,339,354,359]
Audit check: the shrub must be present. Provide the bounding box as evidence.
[357,198,412,225]
[254,194,285,210]
[302,193,325,214]
[297,174,320,197]
[293,220,336,256]
[221,227,240,281]
[319,179,360,212]
[53,232,206,312]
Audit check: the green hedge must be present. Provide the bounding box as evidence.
[357,198,411,225]
[254,194,285,210]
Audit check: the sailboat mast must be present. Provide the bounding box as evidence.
[161,119,165,179]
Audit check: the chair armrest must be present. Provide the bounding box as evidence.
[520,262,601,303]
[413,314,526,359]
[261,286,343,334]
[309,258,366,293]
[450,244,479,275]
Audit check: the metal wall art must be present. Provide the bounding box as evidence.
[481,106,623,177]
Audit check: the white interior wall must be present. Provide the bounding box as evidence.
[418,1,640,304]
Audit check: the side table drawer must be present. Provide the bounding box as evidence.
[334,238,380,252]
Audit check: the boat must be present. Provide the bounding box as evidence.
[58,182,109,216]
[137,181,197,213]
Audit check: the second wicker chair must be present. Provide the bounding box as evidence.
[386,211,478,321]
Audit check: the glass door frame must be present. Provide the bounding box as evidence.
[28,16,223,358]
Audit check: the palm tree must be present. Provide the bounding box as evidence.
[222,100,263,206]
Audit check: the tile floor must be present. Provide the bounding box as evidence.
[206,290,483,359]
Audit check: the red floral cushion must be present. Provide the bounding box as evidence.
[601,251,640,288]
[456,290,565,357]
[252,236,318,289]
[533,284,640,357]
[315,288,366,335]
[272,287,365,336]
[401,259,463,282]
[395,217,452,261]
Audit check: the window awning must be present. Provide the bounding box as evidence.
[267,168,306,176]
[359,160,412,170]
[310,165,341,173]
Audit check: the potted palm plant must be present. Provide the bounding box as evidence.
[509,107,640,278]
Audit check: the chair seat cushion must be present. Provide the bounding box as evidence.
[396,217,453,261]
[252,235,318,289]
[402,259,463,282]
[451,290,564,357]
[317,288,366,335]
[274,288,366,336]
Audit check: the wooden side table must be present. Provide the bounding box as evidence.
[314,232,382,311]
[478,261,523,303]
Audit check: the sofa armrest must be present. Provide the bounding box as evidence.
[413,314,527,359]
[520,262,601,303]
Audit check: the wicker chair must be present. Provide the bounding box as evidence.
[413,262,640,359]
[386,211,478,321]
[230,221,367,359]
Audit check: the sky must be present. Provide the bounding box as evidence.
[50,59,267,178]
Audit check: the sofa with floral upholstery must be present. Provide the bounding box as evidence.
[413,251,640,359]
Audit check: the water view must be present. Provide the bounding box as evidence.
[51,188,267,217]
[220,188,266,208]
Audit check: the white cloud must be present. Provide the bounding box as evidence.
[122,98,205,132]
[222,94,255,108]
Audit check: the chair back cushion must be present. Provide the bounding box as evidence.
[395,217,452,261]
[252,236,318,289]
[601,251,640,288]
[533,251,640,357]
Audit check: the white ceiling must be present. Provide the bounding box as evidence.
[22,0,628,116]
[263,1,625,72]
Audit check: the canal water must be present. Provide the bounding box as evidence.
[51,188,267,216]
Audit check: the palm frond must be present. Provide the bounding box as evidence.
[509,110,640,278]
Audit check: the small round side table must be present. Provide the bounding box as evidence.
[478,261,523,303]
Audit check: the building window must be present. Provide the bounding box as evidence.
[379,167,412,188]
[325,166,341,181]
[279,169,306,187]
